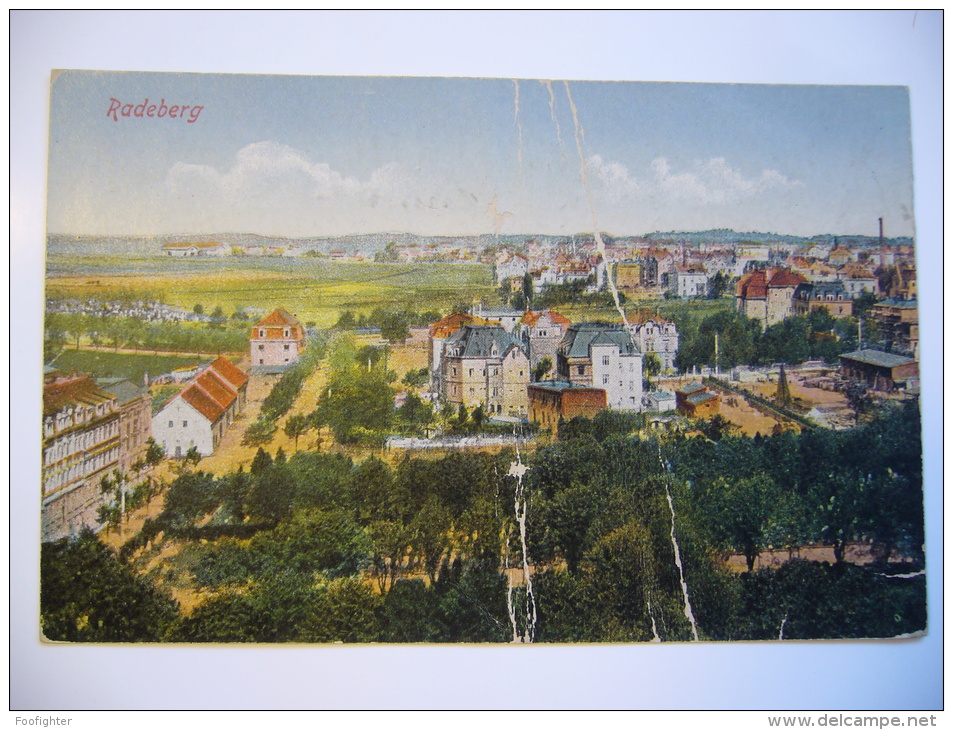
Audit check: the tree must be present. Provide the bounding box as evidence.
[193,304,204,315]
[144,438,164,470]
[708,473,782,571]
[375,241,400,262]
[396,393,434,435]
[401,367,429,389]
[184,446,202,468]
[283,414,311,450]
[522,272,534,308]
[244,461,295,523]
[317,368,394,444]
[41,529,179,642]
[243,417,277,447]
[643,351,662,389]
[708,270,731,299]
[334,310,357,329]
[98,470,128,530]
[250,447,273,476]
[471,404,486,431]
[533,357,553,382]
[380,313,410,343]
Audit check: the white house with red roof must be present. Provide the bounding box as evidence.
[250,308,307,371]
[152,357,249,457]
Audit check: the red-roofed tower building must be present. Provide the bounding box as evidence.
[250,308,306,372]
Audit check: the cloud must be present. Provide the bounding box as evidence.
[167,141,405,202]
[587,154,802,205]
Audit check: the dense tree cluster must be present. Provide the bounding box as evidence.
[42,400,924,643]
[44,312,248,361]
[674,308,866,371]
[333,307,441,343]
[41,529,179,642]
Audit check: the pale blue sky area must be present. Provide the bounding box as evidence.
[48,71,914,239]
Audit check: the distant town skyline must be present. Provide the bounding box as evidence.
[48,72,916,240]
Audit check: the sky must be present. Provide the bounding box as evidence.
[47,71,915,240]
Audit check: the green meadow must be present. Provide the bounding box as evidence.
[50,349,214,383]
[45,256,497,328]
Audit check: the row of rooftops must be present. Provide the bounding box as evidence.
[443,319,644,361]
[163,357,249,424]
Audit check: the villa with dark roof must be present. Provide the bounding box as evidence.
[792,281,853,318]
[441,324,530,417]
[556,322,643,411]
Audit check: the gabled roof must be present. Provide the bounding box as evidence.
[560,322,639,358]
[521,310,572,328]
[195,370,237,410]
[767,269,807,287]
[839,263,876,279]
[429,312,496,339]
[737,270,768,299]
[738,268,805,299]
[446,325,527,360]
[43,374,116,418]
[208,356,248,390]
[97,377,148,404]
[179,383,227,423]
[255,308,302,327]
[676,381,708,396]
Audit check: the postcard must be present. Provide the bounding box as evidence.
[41,70,924,643]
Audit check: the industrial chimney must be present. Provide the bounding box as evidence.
[879,217,884,247]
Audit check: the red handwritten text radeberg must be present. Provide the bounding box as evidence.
[107,98,204,123]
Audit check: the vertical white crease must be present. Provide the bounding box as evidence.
[563,81,629,329]
[513,79,523,179]
[542,80,565,157]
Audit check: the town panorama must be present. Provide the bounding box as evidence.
[41,73,923,643]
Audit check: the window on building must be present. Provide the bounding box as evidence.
[258,345,264,350]
[284,328,290,337]
[284,344,290,350]
[259,329,265,337]
[578,366,585,375]
[183,421,188,428]
[603,375,609,385]
[602,355,610,366]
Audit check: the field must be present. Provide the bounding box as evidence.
[49,349,218,383]
[46,255,496,328]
